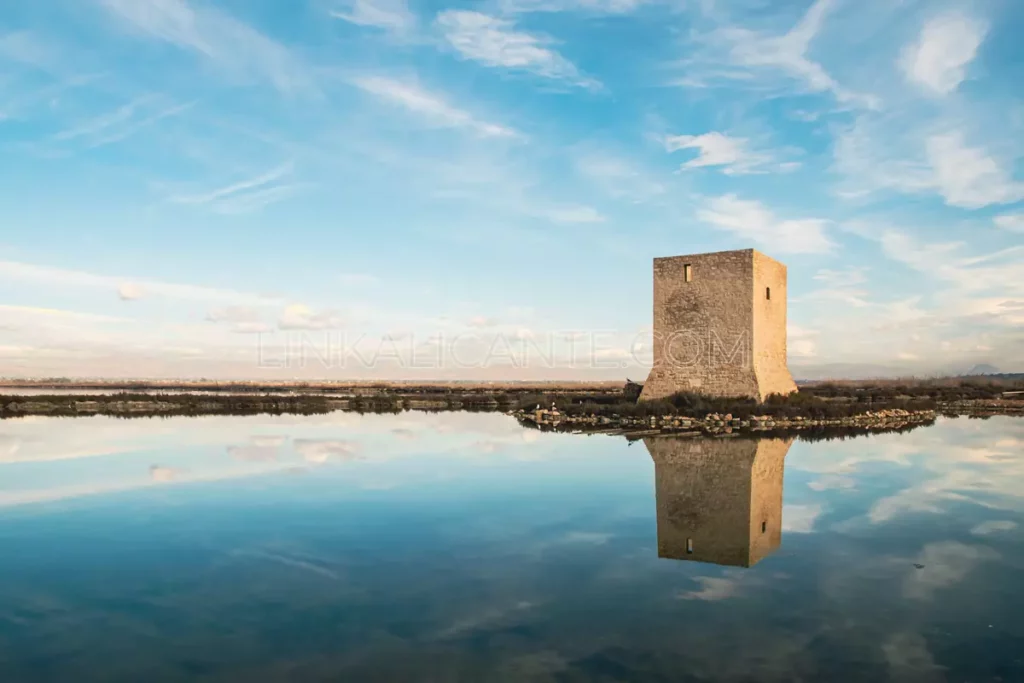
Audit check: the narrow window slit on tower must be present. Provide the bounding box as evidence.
[686,538,694,554]
[761,521,767,533]
[684,264,692,282]
[766,286,771,300]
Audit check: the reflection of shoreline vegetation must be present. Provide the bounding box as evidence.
[618,421,932,443]
[769,422,934,443]
[513,390,938,420]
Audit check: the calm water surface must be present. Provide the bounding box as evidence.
[0,413,1022,682]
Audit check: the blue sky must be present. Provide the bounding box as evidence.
[1,0,1022,380]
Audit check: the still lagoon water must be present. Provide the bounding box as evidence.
[0,413,1021,682]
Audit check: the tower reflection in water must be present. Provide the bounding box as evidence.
[642,436,794,568]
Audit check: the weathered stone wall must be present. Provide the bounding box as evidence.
[640,248,797,402]
[752,251,798,400]
[640,250,757,401]
[747,437,790,565]
[643,435,792,568]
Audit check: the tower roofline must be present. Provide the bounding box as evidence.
[653,248,753,262]
[652,248,787,269]
[750,248,788,268]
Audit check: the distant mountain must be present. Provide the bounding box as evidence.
[792,361,1023,384]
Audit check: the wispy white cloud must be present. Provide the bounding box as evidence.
[53,96,195,149]
[0,304,124,325]
[903,541,998,601]
[118,282,145,301]
[216,184,307,215]
[231,322,273,334]
[697,194,834,254]
[795,224,1024,371]
[812,267,868,290]
[831,116,934,200]
[293,438,360,463]
[96,0,316,95]
[227,442,279,463]
[339,273,379,286]
[278,304,344,330]
[0,435,20,460]
[0,31,57,69]
[169,162,303,214]
[925,132,1024,209]
[796,267,871,309]
[206,305,269,334]
[787,324,819,359]
[1,75,85,122]
[900,13,987,96]
[664,131,797,175]
[994,214,1024,233]
[435,11,600,90]
[575,153,665,203]
[692,0,878,108]
[0,260,283,306]
[782,503,823,533]
[330,0,415,33]
[53,96,152,141]
[834,121,1024,209]
[874,230,1024,299]
[501,0,646,13]
[352,75,519,138]
[971,520,1017,536]
[677,576,742,601]
[542,204,606,224]
[883,632,945,678]
[150,465,181,482]
[331,132,605,234]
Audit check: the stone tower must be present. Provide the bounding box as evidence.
[643,435,793,568]
[639,248,797,402]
